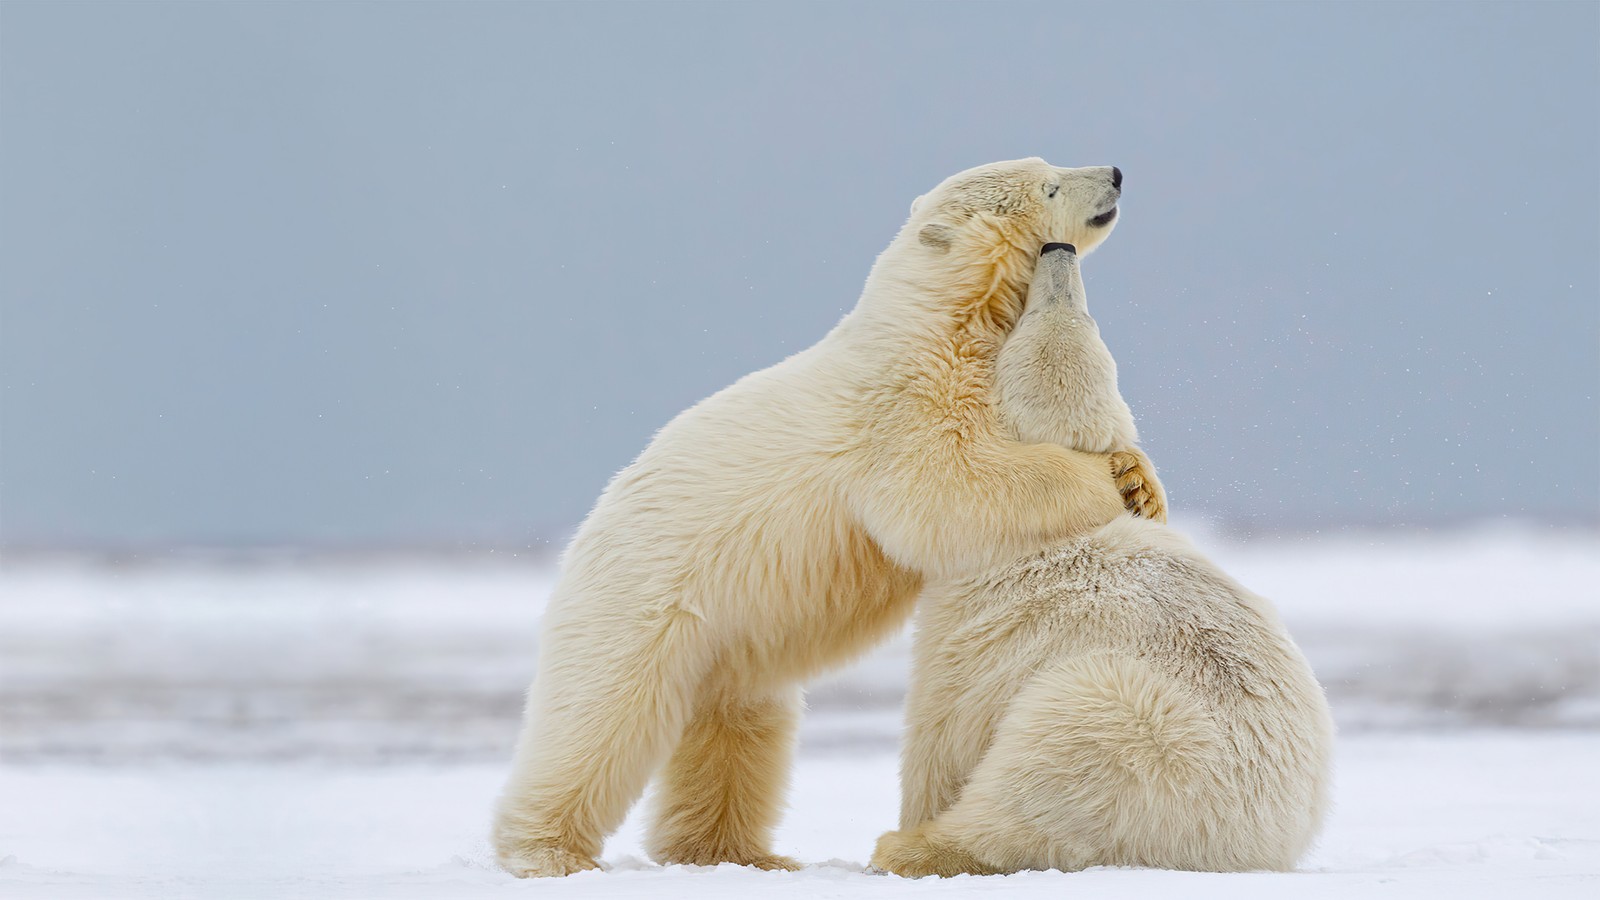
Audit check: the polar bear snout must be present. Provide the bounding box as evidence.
[1024,242,1087,314]
[1081,166,1121,229]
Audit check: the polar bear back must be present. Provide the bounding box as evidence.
[914,515,1333,870]
[931,517,1309,707]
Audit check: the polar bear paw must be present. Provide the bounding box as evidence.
[497,842,601,878]
[655,845,802,871]
[1109,449,1168,523]
[737,853,804,872]
[871,826,997,878]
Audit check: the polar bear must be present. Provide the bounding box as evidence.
[872,244,1334,877]
[493,159,1164,877]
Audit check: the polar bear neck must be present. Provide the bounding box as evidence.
[995,250,1138,453]
[855,225,1038,338]
[823,222,1060,455]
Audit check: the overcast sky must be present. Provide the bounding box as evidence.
[2,1,1596,549]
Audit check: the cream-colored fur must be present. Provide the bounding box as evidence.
[874,248,1334,877]
[996,246,1164,520]
[493,159,1153,877]
[996,246,1137,453]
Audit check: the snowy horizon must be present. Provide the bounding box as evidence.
[4,524,1597,766]
[3,526,1598,896]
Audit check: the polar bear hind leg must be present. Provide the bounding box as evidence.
[646,684,804,870]
[874,653,1227,876]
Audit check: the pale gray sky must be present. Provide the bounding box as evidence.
[2,1,1596,548]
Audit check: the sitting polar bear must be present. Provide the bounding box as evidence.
[872,245,1334,877]
[494,159,1164,877]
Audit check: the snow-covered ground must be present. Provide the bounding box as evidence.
[1,734,1596,898]
[2,525,1597,896]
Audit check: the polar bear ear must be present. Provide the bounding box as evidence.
[918,222,956,252]
[909,193,926,216]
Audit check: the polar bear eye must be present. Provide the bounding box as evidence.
[1046,183,1060,198]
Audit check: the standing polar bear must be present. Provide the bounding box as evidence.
[872,245,1334,877]
[494,159,1163,877]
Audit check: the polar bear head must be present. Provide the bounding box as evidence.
[881,158,1122,327]
[906,157,1122,259]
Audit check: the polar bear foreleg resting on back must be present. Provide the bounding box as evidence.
[873,245,1334,877]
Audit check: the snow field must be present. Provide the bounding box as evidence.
[1,733,1597,898]
[2,526,1597,896]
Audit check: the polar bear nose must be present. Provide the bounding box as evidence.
[1111,166,1123,190]
[1041,243,1077,256]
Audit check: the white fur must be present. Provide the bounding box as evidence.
[876,249,1335,877]
[997,247,1137,452]
[492,159,1142,876]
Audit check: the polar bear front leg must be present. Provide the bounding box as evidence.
[898,641,1007,829]
[493,609,709,877]
[855,441,1131,580]
[1109,447,1168,523]
[898,699,999,831]
[646,685,804,871]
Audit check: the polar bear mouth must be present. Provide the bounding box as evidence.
[1088,206,1119,228]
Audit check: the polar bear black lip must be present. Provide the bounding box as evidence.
[1088,206,1119,228]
